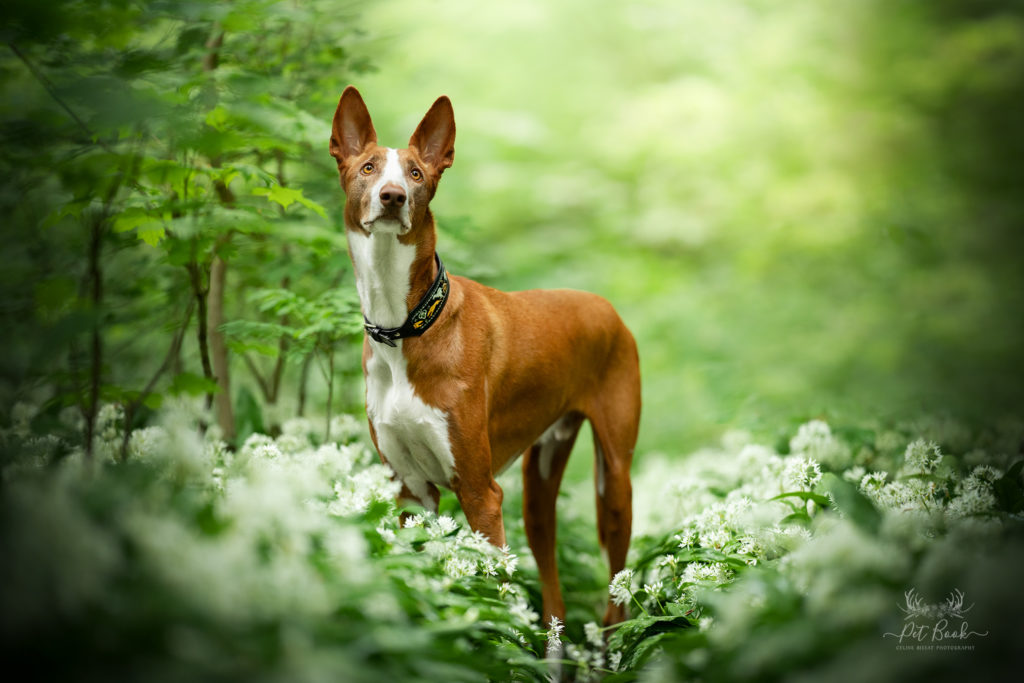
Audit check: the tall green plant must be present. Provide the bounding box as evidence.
[0,0,373,448]
[223,286,362,443]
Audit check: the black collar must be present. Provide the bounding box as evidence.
[363,253,450,347]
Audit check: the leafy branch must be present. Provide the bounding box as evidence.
[222,287,362,441]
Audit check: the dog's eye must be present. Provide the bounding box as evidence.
[360,162,374,175]
[410,167,423,182]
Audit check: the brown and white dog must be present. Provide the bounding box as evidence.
[329,87,641,625]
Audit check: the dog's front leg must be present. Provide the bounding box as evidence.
[449,430,506,547]
[395,480,441,521]
[367,419,441,522]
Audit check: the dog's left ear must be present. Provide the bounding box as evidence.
[409,95,455,174]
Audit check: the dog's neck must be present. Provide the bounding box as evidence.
[346,221,438,329]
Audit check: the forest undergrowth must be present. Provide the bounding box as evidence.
[2,402,1022,681]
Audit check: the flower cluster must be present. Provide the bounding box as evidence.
[392,512,519,581]
[789,420,850,468]
[2,403,1020,682]
[586,417,1021,676]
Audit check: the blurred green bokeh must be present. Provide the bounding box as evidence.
[352,0,1024,453]
[1,3,1023,678]
[1,0,1022,458]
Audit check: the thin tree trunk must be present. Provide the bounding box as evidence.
[324,348,334,443]
[268,343,286,404]
[208,253,235,442]
[201,26,236,443]
[80,168,124,458]
[83,212,103,459]
[243,353,272,401]
[297,352,312,417]
[186,258,214,410]
[264,155,290,418]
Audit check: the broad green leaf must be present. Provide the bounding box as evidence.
[169,372,219,397]
[142,392,163,410]
[205,105,230,132]
[113,207,167,245]
[769,490,831,507]
[607,614,692,672]
[137,226,166,246]
[226,339,280,357]
[780,510,812,525]
[992,460,1024,514]
[252,185,328,218]
[113,207,157,233]
[139,158,194,196]
[233,386,264,447]
[815,473,882,533]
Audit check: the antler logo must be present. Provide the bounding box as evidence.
[885,587,988,648]
[897,588,974,620]
[942,589,973,620]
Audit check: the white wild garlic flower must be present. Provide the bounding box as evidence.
[584,621,603,648]
[508,597,539,627]
[902,439,942,475]
[545,615,564,658]
[610,568,634,607]
[784,457,823,491]
[789,420,849,468]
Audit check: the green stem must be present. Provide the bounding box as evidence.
[324,345,335,443]
[631,592,650,616]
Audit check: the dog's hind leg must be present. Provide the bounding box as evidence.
[587,343,641,625]
[522,412,585,626]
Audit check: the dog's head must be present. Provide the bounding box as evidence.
[330,86,455,236]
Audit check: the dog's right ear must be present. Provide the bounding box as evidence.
[330,86,377,166]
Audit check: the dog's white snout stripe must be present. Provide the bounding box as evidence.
[367,148,411,229]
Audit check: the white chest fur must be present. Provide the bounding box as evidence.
[347,224,455,510]
[364,342,455,508]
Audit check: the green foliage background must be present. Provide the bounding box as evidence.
[351,0,1024,455]
[2,0,1022,452]
[1,0,1023,681]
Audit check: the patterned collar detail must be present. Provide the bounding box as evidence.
[363,253,450,347]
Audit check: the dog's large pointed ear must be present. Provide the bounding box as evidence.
[409,95,455,174]
[330,86,377,165]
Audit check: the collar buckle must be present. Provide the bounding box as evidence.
[365,324,398,347]
[362,253,449,347]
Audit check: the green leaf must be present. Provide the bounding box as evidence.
[226,339,280,357]
[205,105,230,131]
[137,226,166,246]
[769,490,831,507]
[43,199,94,229]
[169,372,219,397]
[607,614,692,671]
[221,320,296,344]
[113,207,154,232]
[139,158,195,196]
[815,473,882,532]
[202,205,271,235]
[252,185,327,218]
[992,460,1024,514]
[675,547,748,569]
[234,386,264,447]
[112,207,167,245]
[780,510,812,525]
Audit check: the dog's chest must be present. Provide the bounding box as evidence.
[365,343,455,498]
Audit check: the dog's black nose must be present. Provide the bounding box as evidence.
[379,183,406,207]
